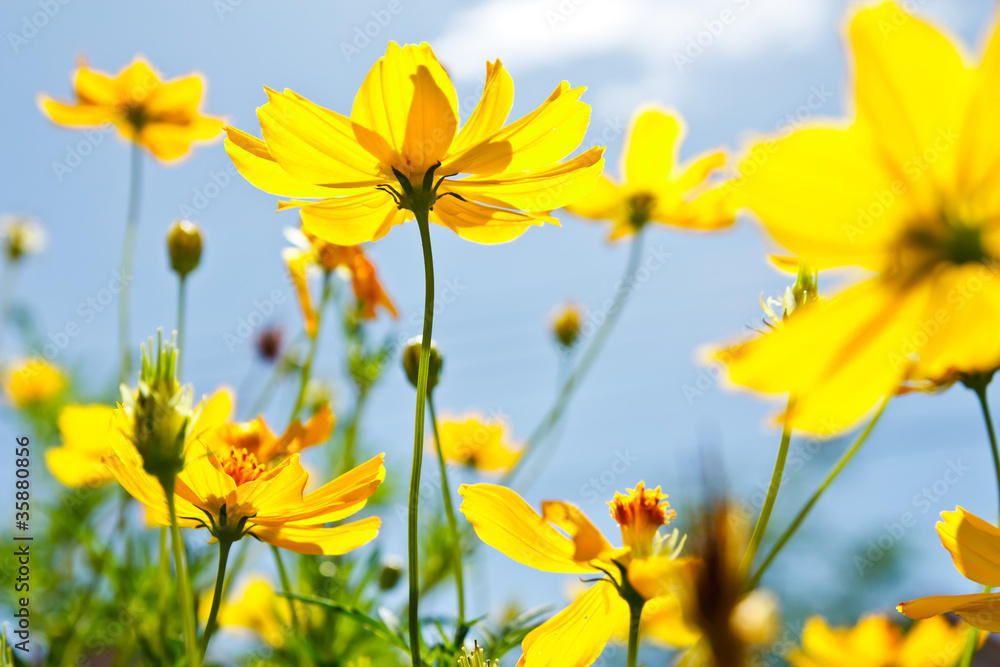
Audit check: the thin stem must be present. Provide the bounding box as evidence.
[427,394,466,630]
[341,386,368,475]
[0,260,17,363]
[118,142,144,384]
[739,397,794,579]
[507,230,646,486]
[199,539,233,658]
[961,383,1000,667]
[165,481,200,667]
[407,209,436,667]
[290,270,333,422]
[748,397,889,589]
[273,545,302,632]
[176,275,187,378]
[626,598,644,667]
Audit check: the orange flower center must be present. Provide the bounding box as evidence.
[609,482,674,558]
[220,446,265,486]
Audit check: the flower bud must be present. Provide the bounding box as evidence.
[255,326,283,363]
[125,332,193,483]
[167,220,202,278]
[378,555,404,590]
[402,336,442,392]
[550,302,582,349]
[1,215,46,262]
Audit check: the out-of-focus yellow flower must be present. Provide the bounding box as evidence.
[1,215,46,262]
[108,394,384,553]
[201,577,318,648]
[209,403,334,465]
[460,482,697,666]
[225,42,604,245]
[899,506,1000,631]
[283,227,397,336]
[434,414,523,474]
[567,107,733,240]
[713,2,1000,434]
[46,404,115,488]
[550,302,582,349]
[2,357,66,408]
[39,56,223,161]
[788,615,972,667]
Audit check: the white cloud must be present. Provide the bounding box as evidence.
[432,0,835,82]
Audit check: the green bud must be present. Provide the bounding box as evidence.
[167,219,203,278]
[1,215,46,262]
[550,302,582,349]
[402,336,442,392]
[378,555,404,590]
[125,331,193,483]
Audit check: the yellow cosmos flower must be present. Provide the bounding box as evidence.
[39,56,223,161]
[2,357,66,408]
[209,402,334,465]
[713,2,1000,433]
[435,414,523,474]
[108,389,384,554]
[460,482,697,666]
[201,576,318,648]
[284,227,397,336]
[225,42,605,245]
[899,506,1000,632]
[567,107,733,240]
[46,404,115,489]
[788,615,971,667]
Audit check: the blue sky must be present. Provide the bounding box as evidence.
[3,0,1000,657]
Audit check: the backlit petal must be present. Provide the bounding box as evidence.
[430,196,554,244]
[459,483,597,574]
[450,59,514,154]
[251,516,381,556]
[225,126,343,198]
[539,501,615,562]
[623,108,681,189]
[288,191,407,246]
[899,593,1000,632]
[937,506,1000,587]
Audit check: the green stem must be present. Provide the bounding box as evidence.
[0,260,16,363]
[427,394,466,630]
[748,396,889,589]
[165,481,200,667]
[273,545,302,632]
[626,597,644,667]
[739,398,794,579]
[118,142,144,384]
[407,208,436,667]
[960,383,1000,667]
[176,275,187,378]
[290,270,333,421]
[199,539,233,658]
[341,386,368,475]
[507,230,646,486]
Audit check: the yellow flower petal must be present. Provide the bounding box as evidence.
[443,146,605,212]
[539,501,615,562]
[735,126,912,271]
[73,65,119,105]
[449,59,514,155]
[958,17,1000,200]
[623,108,681,190]
[516,581,627,667]
[37,97,115,126]
[351,42,458,175]
[459,483,598,574]
[898,616,974,667]
[283,247,319,338]
[566,176,622,222]
[290,190,407,246]
[443,81,590,176]
[714,276,933,434]
[250,516,381,556]
[224,126,344,199]
[937,506,1000,587]
[431,196,555,244]
[637,593,701,648]
[258,87,383,187]
[899,592,1000,632]
[850,2,972,200]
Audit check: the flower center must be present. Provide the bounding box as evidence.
[609,482,675,558]
[627,192,657,228]
[896,217,991,271]
[220,446,264,486]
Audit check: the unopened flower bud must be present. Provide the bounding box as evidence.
[550,302,582,349]
[167,220,202,278]
[378,555,404,590]
[126,331,193,483]
[402,336,442,392]
[1,215,46,262]
[256,327,283,363]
